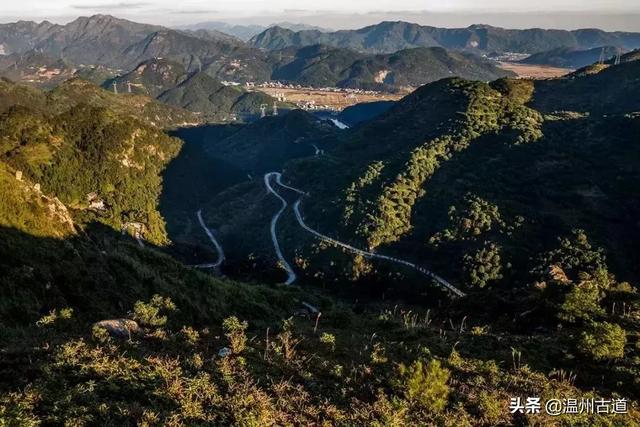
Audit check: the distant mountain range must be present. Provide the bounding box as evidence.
[250,21,640,54]
[0,15,507,92]
[2,14,639,105]
[0,15,265,79]
[178,22,331,41]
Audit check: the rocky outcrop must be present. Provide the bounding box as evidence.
[93,319,141,339]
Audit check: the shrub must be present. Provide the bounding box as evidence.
[222,316,248,354]
[277,318,301,361]
[397,359,450,413]
[579,322,626,361]
[319,332,336,351]
[133,295,176,327]
[477,391,502,424]
[35,307,73,327]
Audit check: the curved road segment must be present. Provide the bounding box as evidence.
[195,209,226,269]
[264,172,298,285]
[264,172,466,297]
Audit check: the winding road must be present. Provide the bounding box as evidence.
[264,172,466,297]
[264,172,297,284]
[195,209,225,269]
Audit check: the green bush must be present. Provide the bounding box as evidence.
[579,322,627,361]
[133,294,176,327]
[559,270,607,323]
[397,359,450,413]
[319,332,336,351]
[222,316,248,354]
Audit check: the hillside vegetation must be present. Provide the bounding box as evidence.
[0,79,189,245]
[269,45,513,90]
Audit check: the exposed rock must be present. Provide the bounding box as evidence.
[547,264,571,285]
[218,347,232,358]
[94,319,141,339]
[44,196,75,233]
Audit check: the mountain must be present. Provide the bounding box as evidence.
[157,72,274,119]
[103,58,275,119]
[0,20,59,54]
[269,45,513,90]
[520,46,619,69]
[105,58,190,98]
[250,21,640,54]
[30,15,165,67]
[0,15,270,82]
[269,60,640,291]
[340,47,514,89]
[179,22,266,41]
[179,21,330,41]
[180,28,242,43]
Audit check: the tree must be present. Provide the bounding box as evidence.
[463,242,504,288]
[559,270,607,323]
[535,230,606,281]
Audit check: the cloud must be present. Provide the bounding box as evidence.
[72,2,151,10]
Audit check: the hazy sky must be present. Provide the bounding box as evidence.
[1,0,640,30]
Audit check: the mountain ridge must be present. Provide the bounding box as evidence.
[250,21,640,54]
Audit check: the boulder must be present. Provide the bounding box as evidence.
[93,319,141,339]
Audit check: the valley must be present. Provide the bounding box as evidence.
[497,61,573,78]
[251,84,405,111]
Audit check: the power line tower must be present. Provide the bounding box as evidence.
[260,104,267,118]
[112,82,118,94]
[272,100,278,116]
[127,82,132,93]
[614,48,622,66]
[598,47,605,65]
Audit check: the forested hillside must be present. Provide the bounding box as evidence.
[281,60,640,290]
[0,77,200,128]
[0,79,191,244]
[269,45,513,90]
